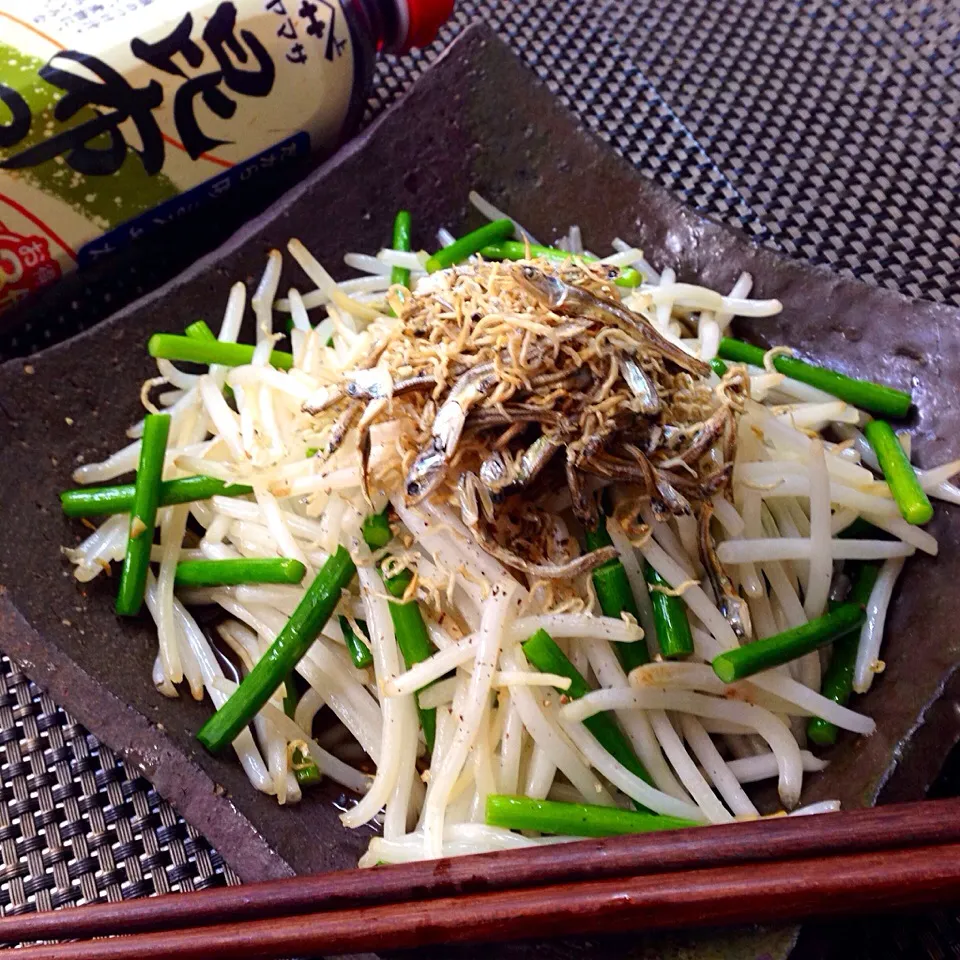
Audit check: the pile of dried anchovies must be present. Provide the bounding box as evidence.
[304,257,748,585]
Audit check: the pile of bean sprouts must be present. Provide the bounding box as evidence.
[63,193,960,865]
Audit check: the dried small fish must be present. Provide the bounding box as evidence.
[478,433,563,498]
[302,339,394,413]
[468,404,565,430]
[458,472,496,527]
[529,366,592,391]
[722,412,738,464]
[662,463,733,500]
[516,264,710,377]
[345,366,394,402]
[302,384,344,416]
[590,446,657,493]
[653,470,693,517]
[479,449,512,491]
[355,398,388,505]
[346,370,437,402]
[473,521,618,580]
[619,356,661,414]
[698,502,752,640]
[514,434,562,488]
[697,463,734,498]
[662,407,730,468]
[565,460,596,527]
[569,412,629,466]
[405,362,498,503]
[660,425,685,450]
[304,256,734,574]
[322,404,361,459]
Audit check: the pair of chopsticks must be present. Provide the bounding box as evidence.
[7,797,960,958]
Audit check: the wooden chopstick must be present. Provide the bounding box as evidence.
[14,838,960,959]
[4,797,960,948]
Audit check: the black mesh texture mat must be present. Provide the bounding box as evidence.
[2,1,960,954]
[380,0,960,306]
[0,656,237,916]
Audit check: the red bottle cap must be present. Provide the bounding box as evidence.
[397,0,455,52]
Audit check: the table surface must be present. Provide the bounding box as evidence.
[2,0,959,955]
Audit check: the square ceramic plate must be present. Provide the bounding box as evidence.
[1,24,959,960]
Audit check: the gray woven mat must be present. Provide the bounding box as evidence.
[2,0,959,940]
[0,656,237,915]
[382,0,960,304]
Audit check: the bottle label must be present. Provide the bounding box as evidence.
[0,214,63,310]
[0,0,354,313]
[77,131,310,268]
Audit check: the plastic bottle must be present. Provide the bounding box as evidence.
[0,0,454,314]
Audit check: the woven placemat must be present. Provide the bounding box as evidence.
[2,0,959,950]
[0,655,237,915]
[382,0,960,304]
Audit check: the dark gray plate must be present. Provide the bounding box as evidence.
[1,23,959,959]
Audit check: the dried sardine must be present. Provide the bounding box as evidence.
[479,449,512,491]
[663,407,730,468]
[322,404,361,459]
[346,370,437,402]
[565,460,596,527]
[516,264,710,377]
[660,463,733,501]
[458,472,496,527]
[698,502,752,640]
[653,471,693,517]
[514,434,563,488]
[405,362,498,503]
[473,521,618,580]
[468,404,565,430]
[620,356,661,414]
